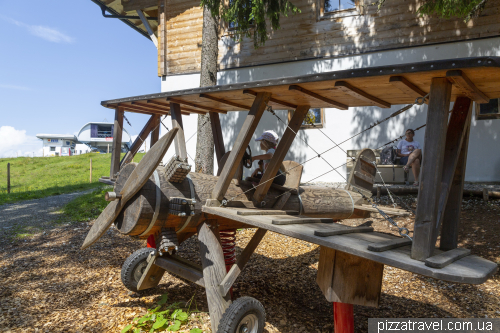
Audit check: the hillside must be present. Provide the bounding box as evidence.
[0,153,144,205]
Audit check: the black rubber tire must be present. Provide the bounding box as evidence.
[218,296,265,333]
[121,248,155,292]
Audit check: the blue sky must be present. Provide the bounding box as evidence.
[0,0,160,157]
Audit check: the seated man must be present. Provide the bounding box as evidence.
[396,129,422,186]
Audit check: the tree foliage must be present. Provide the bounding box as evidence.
[200,0,301,48]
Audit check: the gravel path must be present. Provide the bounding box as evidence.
[0,190,93,244]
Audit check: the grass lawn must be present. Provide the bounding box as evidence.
[0,153,144,205]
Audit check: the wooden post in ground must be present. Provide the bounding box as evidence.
[7,163,10,194]
[212,92,271,201]
[110,107,124,179]
[170,103,187,160]
[121,115,159,166]
[252,105,310,202]
[411,78,452,261]
[210,112,225,164]
[198,221,232,332]
[90,158,92,183]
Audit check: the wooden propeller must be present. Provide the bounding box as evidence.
[81,127,179,250]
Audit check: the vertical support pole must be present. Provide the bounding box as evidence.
[334,303,354,333]
[7,163,10,194]
[210,112,226,164]
[411,78,452,261]
[110,108,124,180]
[121,115,159,166]
[252,105,310,202]
[170,103,187,160]
[198,221,231,332]
[90,158,92,184]
[150,116,160,148]
[212,92,272,201]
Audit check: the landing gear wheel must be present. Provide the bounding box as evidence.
[218,296,265,333]
[121,248,155,292]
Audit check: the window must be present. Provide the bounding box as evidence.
[476,99,500,120]
[66,141,70,146]
[318,0,358,20]
[50,147,56,152]
[288,108,325,129]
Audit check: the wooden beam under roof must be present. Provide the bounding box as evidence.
[122,0,158,12]
[289,85,348,110]
[114,103,168,115]
[199,93,251,110]
[166,97,227,113]
[131,101,192,116]
[147,100,206,115]
[243,89,297,109]
[446,70,489,104]
[389,76,428,103]
[335,81,391,108]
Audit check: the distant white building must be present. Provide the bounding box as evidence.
[77,122,132,153]
[36,134,77,157]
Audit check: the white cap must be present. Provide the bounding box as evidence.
[255,130,278,145]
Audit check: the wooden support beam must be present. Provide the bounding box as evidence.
[446,70,489,104]
[200,93,251,110]
[389,76,428,103]
[137,252,165,291]
[150,115,160,148]
[198,221,232,332]
[367,238,412,252]
[136,10,158,48]
[335,81,391,108]
[117,103,167,115]
[170,103,187,160]
[289,85,348,110]
[167,97,226,113]
[440,106,472,251]
[212,92,271,201]
[123,0,158,12]
[154,255,205,287]
[243,89,297,109]
[425,248,471,269]
[146,100,200,115]
[157,0,167,77]
[433,97,472,245]
[252,105,310,202]
[411,78,452,261]
[110,108,124,179]
[316,247,383,307]
[219,229,267,296]
[131,101,168,112]
[210,112,226,163]
[121,115,159,165]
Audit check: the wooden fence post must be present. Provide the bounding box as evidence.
[90,158,92,183]
[7,163,10,194]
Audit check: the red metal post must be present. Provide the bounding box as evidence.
[146,234,156,248]
[333,302,354,333]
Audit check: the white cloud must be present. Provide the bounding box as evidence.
[0,84,30,91]
[5,17,74,43]
[0,126,42,158]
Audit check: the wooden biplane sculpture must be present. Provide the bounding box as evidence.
[82,57,499,333]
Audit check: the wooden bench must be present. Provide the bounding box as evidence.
[346,149,415,184]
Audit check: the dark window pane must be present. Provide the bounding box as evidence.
[340,0,355,10]
[324,0,339,12]
[479,99,499,115]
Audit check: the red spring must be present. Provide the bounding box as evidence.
[219,229,237,272]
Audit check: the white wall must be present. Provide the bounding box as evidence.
[160,37,500,183]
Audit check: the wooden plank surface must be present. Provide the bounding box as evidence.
[335,81,391,108]
[412,78,452,261]
[315,226,374,236]
[137,253,166,291]
[425,248,471,269]
[389,76,428,102]
[212,92,271,200]
[446,70,489,103]
[154,255,205,287]
[201,206,498,284]
[367,238,412,252]
[272,217,334,225]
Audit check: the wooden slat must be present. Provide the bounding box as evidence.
[243,89,297,109]
[132,101,168,111]
[110,108,124,179]
[121,114,159,165]
[200,93,251,110]
[433,97,472,245]
[198,221,231,332]
[219,229,267,296]
[353,170,374,184]
[425,248,471,269]
[252,105,310,202]
[335,81,391,108]
[289,85,348,110]
[154,255,205,287]
[167,97,226,113]
[117,103,167,115]
[212,92,271,201]
[147,100,201,115]
[367,238,412,252]
[150,115,160,148]
[272,191,292,209]
[170,103,187,160]
[236,210,299,216]
[137,253,165,291]
[446,70,489,103]
[123,0,158,12]
[210,112,225,163]
[389,76,428,103]
[272,217,334,225]
[412,77,452,261]
[315,226,374,237]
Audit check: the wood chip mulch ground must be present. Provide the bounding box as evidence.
[0,194,499,333]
